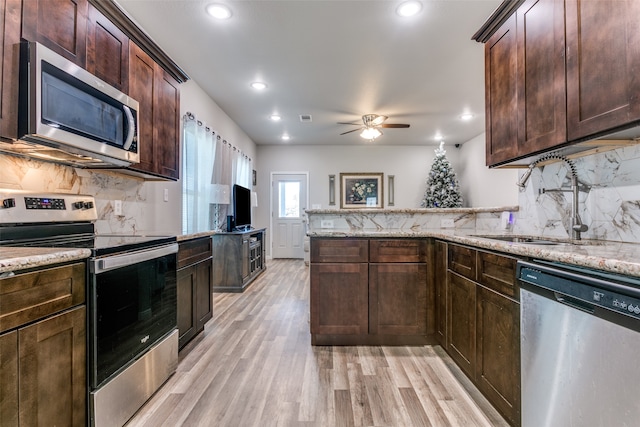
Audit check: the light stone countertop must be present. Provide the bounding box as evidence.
[0,247,92,274]
[308,229,640,278]
[176,231,216,242]
[305,206,519,214]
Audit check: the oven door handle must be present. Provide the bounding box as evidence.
[91,243,178,274]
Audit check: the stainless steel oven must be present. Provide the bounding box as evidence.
[0,189,179,427]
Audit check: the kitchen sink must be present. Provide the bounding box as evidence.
[471,235,601,246]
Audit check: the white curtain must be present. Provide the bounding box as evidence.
[212,138,252,218]
[182,114,216,233]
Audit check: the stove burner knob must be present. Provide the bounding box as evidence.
[2,198,15,208]
[72,201,84,210]
[83,201,94,209]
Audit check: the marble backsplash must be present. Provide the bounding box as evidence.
[514,144,640,243]
[0,154,151,234]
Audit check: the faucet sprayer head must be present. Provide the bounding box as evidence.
[517,164,535,190]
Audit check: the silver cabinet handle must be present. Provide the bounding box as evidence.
[92,243,178,274]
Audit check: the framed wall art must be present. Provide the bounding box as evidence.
[340,172,384,209]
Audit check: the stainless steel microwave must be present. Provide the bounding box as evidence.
[15,41,139,167]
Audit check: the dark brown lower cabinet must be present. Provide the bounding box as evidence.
[310,262,369,336]
[434,240,447,347]
[477,286,521,425]
[0,306,86,427]
[177,237,213,349]
[447,271,477,379]
[442,243,521,427]
[369,263,427,336]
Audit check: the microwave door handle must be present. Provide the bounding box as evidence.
[123,105,135,150]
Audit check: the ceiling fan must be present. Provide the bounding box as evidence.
[338,114,410,140]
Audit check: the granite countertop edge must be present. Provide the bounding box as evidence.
[0,248,92,274]
[305,206,519,215]
[308,229,640,278]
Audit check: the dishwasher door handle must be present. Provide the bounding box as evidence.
[554,292,595,314]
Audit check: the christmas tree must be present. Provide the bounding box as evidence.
[421,141,463,208]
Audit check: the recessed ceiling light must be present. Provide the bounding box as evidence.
[270,114,281,121]
[281,135,290,141]
[434,133,443,141]
[397,1,422,17]
[250,82,267,90]
[206,3,232,19]
[460,113,474,121]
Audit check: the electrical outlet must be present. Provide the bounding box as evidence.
[163,188,169,202]
[441,218,455,228]
[114,200,123,216]
[321,220,334,228]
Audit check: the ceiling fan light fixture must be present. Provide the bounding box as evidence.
[206,3,232,19]
[397,1,422,17]
[360,127,382,140]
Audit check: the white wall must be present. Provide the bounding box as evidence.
[457,133,519,207]
[255,144,460,230]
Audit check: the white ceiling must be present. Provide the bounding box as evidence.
[116,0,501,147]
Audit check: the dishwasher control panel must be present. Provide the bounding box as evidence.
[518,261,640,321]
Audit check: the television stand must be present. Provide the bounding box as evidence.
[212,228,266,292]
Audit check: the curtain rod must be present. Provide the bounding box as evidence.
[184,112,252,162]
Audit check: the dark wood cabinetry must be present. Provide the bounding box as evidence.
[128,42,180,180]
[565,0,640,141]
[177,237,213,349]
[310,237,431,345]
[0,0,21,141]
[0,262,87,426]
[443,243,520,426]
[86,3,129,92]
[478,0,640,167]
[22,0,88,67]
[212,229,266,292]
[434,240,447,347]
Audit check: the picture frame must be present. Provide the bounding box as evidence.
[340,172,384,209]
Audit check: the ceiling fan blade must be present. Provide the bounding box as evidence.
[380,123,410,128]
[340,127,363,135]
[371,115,388,126]
[337,121,361,125]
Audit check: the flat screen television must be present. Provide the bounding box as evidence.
[232,184,251,231]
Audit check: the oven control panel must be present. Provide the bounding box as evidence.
[25,197,66,210]
[0,189,97,224]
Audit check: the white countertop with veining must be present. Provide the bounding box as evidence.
[0,247,92,274]
[308,229,640,278]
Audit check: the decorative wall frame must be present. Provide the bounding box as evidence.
[340,172,384,209]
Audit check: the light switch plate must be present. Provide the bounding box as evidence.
[321,220,334,228]
[114,200,123,216]
[163,189,169,202]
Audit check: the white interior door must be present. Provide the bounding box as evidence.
[271,173,308,259]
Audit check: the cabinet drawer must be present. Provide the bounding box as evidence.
[0,262,86,333]
[370,239,428,263]
[448,244,476,280]
[311,238,368,263]
[477,250,518,299]
[178,237,213,269]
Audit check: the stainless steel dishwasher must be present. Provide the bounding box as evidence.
[518,260,640,427]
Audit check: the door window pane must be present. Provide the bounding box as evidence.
[279,182,300,218]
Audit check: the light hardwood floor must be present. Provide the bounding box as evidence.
[126,259,509,427]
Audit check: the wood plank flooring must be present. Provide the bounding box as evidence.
[126,259,508,427]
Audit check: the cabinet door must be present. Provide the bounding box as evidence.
[485,14,518,166]
[369,263,427,335]
[19,306,86,426]
[177,265,196,349]
[447,243,476,281]
[86,3,129,92]
[310,263,368,335]
[128,42,156,174]
[195,258,213,331]
[154,68,180,179]
[447,272,476,379]
[566,0,640,140]
[476,286,520,426]
[516,0,566,155]
[0,0,20,141]
[434,240,447,347]
[0,330,18,426]
[22,0,88,67]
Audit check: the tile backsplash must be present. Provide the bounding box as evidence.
[515,144,640,243]
[1,154,153,234]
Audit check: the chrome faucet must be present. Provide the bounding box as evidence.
[516,154,589,240]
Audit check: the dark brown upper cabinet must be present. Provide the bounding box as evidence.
[0,0,21,141]
[22,0,89,67]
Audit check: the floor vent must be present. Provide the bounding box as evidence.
[299,114,312,123]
